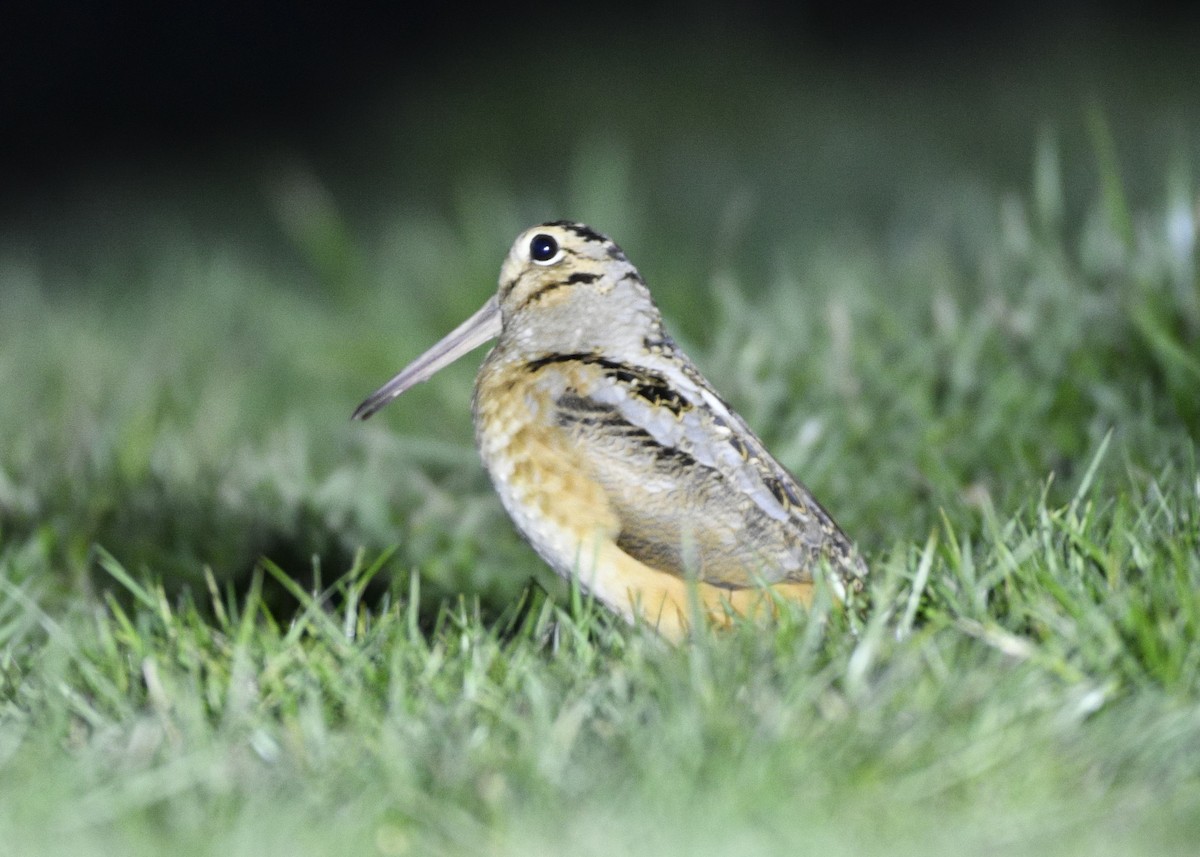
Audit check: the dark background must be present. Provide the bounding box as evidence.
[5,1,1198,195]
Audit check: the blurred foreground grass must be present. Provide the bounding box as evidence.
[1,32,1200,857]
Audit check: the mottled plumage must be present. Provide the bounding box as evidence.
[355,222,866,640]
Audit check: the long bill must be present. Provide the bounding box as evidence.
[352,295,501,420]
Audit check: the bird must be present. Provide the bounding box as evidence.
[354,221,866,641]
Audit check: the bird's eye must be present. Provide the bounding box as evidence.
[529,233,560,264]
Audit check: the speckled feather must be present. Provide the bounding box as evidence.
[356,221,866,639]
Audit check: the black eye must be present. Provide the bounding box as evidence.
[529,233,559,263]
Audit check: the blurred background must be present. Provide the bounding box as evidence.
[7,1,1199,244]
[2,1,1198,611]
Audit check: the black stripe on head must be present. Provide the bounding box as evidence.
[513,272,602,311]
[545,221,609,244]
[516,280,569,309]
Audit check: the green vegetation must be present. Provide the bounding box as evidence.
[2,33,1199,856]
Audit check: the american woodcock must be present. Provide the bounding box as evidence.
[354,222,866,640]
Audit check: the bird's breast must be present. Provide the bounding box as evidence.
[471,355,620,581]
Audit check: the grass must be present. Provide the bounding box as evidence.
[2,31,1200,857]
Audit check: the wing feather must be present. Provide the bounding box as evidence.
[532,355,865,591]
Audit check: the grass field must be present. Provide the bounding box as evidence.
[2,31,1200,856]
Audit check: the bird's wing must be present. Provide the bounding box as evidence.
[531,354,865,591]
